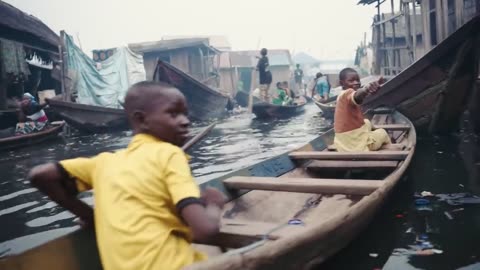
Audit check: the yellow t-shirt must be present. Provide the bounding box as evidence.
[60,134,206,270]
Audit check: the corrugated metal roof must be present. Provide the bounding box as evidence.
[358,0,381,5]
[162,35,231,51]
[0,2,59,49]
[128,38,219,54]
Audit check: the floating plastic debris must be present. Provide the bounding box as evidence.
[288,219,304,225]
[452,208,464,212]
[415,198,430,205]
[421,191,435,197]
[369,253,379,258]
[444,211,453,220]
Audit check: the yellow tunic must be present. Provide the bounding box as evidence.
[60,134,206,270]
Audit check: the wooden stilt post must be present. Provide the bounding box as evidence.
[429,33,480,133]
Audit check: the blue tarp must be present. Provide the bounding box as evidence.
[65,34,146,108]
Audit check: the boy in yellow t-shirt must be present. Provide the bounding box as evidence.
[28,81,226,270]
[333,68,391,152]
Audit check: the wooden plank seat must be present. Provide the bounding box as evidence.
[289,151,409,161]
[371,108,395,114]
[327,144,405,151]
[202,220,305,248]
[373,124,411,131]
[223,176,383,196]
[306,160,399,169]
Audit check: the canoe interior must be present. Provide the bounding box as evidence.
[0,108,416,270]
[46,99,128,133]
[153,60,229,121]
[252,101,306,119]
[0,122,65,151]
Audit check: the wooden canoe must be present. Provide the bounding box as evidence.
[362,14,480,134]
[153,60,230,121]
[0,121,65,151]
[313,95,337,119]
[252,100,306,119]
[0,109,416,270]
[46,99,128,133]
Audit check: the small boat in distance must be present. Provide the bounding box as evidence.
[153,60,230,121]
[46,98,128,133]
[0,121,65,151]
[252,97,306,119]
[313,95,337,119]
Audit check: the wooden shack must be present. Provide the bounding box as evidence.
[0,1,60,128]
[360,0,480,76]
[129,38,220,88]
[218,49,293,97]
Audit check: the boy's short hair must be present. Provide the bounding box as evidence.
[316,72,323,78]
[339,68,358,81]
[276,82,282,88]
[128,80,172,92]
[260,48,268,56]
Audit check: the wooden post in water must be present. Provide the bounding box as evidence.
[59,30,71,135]
[390,0,397,73]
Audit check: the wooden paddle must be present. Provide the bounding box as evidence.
[182,123,216,151]
[248,69,257,113]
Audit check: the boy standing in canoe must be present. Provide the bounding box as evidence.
[333,68,391,152]
[28,81,226,270]
[256,48,272,102]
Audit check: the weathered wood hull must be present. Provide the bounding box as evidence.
[363,15,480,134]
[252,102,305,119]
[46,99,128,133]
[0,110,416,270]
[0,122,64,151]
[154,60,229,121]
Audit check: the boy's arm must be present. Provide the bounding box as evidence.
[165,151,226,243]
[178,187,225,243]
[29,163,94,227]
[353,77,384,104]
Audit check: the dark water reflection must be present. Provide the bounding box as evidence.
[1,105,480,270]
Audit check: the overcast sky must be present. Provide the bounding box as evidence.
[5,0,379,61]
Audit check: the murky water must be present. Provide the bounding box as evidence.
[1,104,480,269]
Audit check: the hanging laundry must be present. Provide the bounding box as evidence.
[0,39,30,76]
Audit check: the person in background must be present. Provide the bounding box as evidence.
[333,68,390,152]
[28,81,226,270]
[272,82,291,105]
[312,73,330,102]
[256,48,272,103]
[294,64,304,91]
[282,81,295,99]
[15,93,49,135]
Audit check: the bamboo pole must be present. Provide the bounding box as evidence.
[411,1,417,60]
[390,0,397,72]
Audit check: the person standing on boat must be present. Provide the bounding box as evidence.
[15,93,49,135]
[333,68,390,152]
[294,64,304,92]
[256,48,272,103]
[312,72,330,102]
[28,81,226,270]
